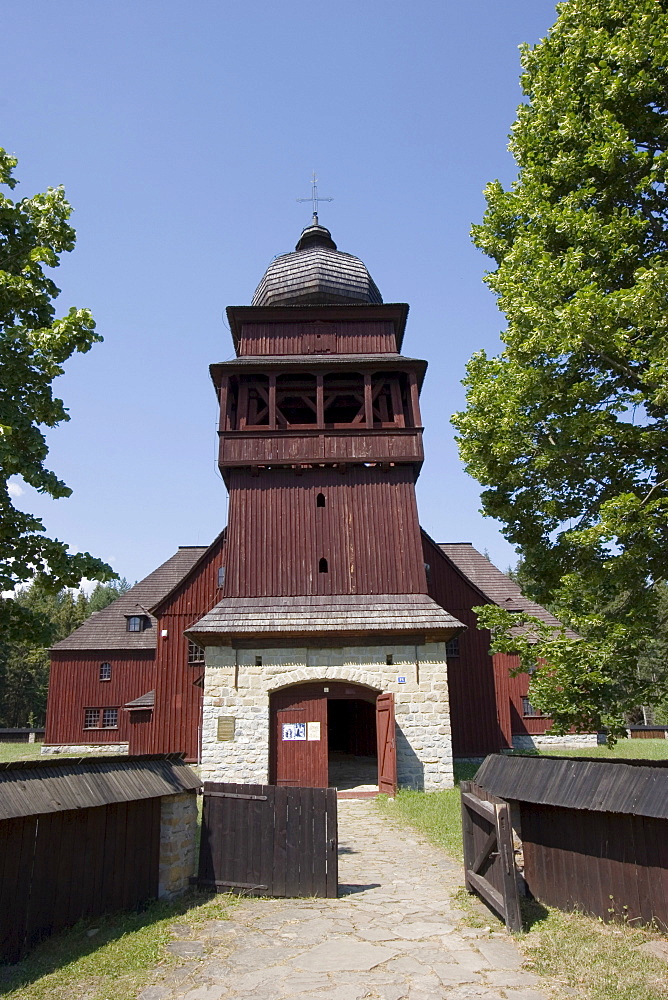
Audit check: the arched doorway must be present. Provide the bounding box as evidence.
[269,681,395,792]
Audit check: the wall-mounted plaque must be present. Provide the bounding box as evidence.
[307,722,321,741]
[217,716,236,741]
[282,722,306,741]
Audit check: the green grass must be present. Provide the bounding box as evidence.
[520,903,668,1000]
[0,890,238,1000]
[0,743,45,764]
[376,748,668,1000]
[534,738,668,760]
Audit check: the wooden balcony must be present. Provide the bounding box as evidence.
[218,426,424,470]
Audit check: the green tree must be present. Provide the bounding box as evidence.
[452,0,668,736]
[0,148,115,645]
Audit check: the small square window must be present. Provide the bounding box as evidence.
[99,662,112,681]
[522,696,541,718]
[188,640,205,665]
[127,616,144,632]
[102,708,118,729]
[84,708,100,729]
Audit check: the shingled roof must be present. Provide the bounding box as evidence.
[187,593,464,645]
[438,542,575,637]
[51,547,208,652]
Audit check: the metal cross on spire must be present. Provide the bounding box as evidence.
[296,171,333,225]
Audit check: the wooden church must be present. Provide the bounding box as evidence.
[45,219,564,791]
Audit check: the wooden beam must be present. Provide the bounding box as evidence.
[269,375,276,430]
[364,373,373,428]
[408,372,422,427]
[218,376,230,433]
[390,379,405,427]
[316,374,324,428]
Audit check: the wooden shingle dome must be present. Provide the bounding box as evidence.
[252,222,382,306]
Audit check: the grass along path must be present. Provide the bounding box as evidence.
[0,890,238,1000]
[377,748,668,1000]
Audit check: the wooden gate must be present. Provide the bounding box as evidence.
[376,692,397,795]
[198,782,338,898]
[460,780,521,932]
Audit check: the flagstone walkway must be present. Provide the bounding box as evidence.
[140,799,559,1000]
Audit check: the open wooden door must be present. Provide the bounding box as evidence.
[376,692,397,796]
[270,684,328,787]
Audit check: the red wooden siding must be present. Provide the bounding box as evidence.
[148,535,227,760]
[224,467,427,598]
[501,657,554,736]
[422,534,508,756]
[44,651,154,746]
[238,321,398,356]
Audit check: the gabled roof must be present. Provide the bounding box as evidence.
[438,542,576,637]
[51,547,208,652]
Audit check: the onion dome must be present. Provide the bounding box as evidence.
[252,219,382,306]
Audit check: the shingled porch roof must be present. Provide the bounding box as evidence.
[187,593,464,646]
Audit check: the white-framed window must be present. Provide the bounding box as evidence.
[188,640,205,665]
[99,662,112,681]
[102,708,118,728]
[84,708,100,729]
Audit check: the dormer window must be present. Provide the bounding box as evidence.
[127,615,149,632]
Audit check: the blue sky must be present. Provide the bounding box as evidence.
[4,1,561,585]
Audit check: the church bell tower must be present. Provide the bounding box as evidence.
[189,218,462,792]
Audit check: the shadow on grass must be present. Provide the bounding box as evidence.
[0,888,220,997]
[521,897,551,932]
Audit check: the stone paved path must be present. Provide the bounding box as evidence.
[141,800,557,1000]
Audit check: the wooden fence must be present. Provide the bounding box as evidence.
[198,782,338,898]
[473,754,668,931]
[0,798,161,963]
[460,780,521,932]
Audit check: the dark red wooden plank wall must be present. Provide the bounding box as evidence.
[521,802,668,931]
[44,651,154,746]
[422,534,508,756]
[0,798,161,963]
[238,321,397,356]
[224,466,426,598]
[148,535,227,760]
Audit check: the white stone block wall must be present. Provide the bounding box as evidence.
[512,733,604,750]
[201,642,453,791]
[158,790,199,898]
[41,742,130,755]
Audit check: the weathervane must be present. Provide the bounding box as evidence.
[297,171,333,225]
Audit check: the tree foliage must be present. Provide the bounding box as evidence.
[0,148,115,644]
[453,0,668,732]
[0,578,130,727]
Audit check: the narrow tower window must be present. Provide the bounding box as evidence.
[318,557,328,574]
[316,492,326,508]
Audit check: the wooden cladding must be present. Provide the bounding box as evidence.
[0,798,160,962]
[238,320,398,356]
[45,651,154,746]
[224,466,427,598]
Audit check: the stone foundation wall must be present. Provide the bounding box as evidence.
[158,791,199,898]
[41,742,130,755]
[512,733,604,750]
[201,642,453,791]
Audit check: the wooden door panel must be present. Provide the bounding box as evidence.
[376,692,397,796]
[272,685,328,787]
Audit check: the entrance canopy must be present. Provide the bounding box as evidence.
[187,593,463,647]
